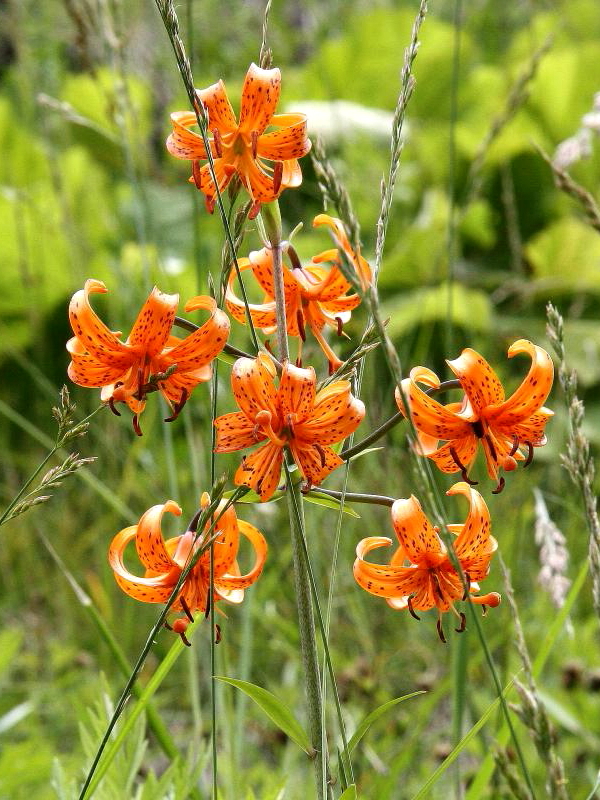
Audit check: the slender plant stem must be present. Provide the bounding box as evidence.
[308,488,395,508]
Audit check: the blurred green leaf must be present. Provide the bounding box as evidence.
[348,692,424,754]
[215,677,314,755]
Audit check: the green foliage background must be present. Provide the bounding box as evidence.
[1,0,600,797]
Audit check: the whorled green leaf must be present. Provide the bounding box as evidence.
[214,677,314,756]
[348,692,424,754]
[303,493,360,518]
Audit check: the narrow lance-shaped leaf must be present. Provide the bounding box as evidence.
[215,676,314,756]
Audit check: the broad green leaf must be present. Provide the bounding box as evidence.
[303,493,360,518]
[215,677,313,756]
[382,283,492,339]
[525,217,600,292]
[339,787,358,800]
[348,692,424,754]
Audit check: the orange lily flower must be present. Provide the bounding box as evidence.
[214,354,365,501]
[225,214,371,372]
[108,494,267,643]
[353,482,501,641]
[67,279,229,434]
[396,339,554,492]
[166,63,311,216]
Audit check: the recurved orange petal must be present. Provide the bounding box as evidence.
[108,526,178,604]
[256,114,311,160]
[278,361,316,421]
[127,287,179,357]
[238,63,281,136]
[135,500,182,572]
[164,295,229,370]
[298,381,365,444]
[235,441,283,501]
[68,280,131,367]
[486,339,554,428]
[231,354,278,421]
[391,495,445,563]
[398,369,473,440]
[290,441,343,486]
[196,79,237,132]
[214,411,264,452]
[447,348,505,414]
[215,519,268,589]
[166,111,214,160]
[313,214,371,291]
[446,483,496,579]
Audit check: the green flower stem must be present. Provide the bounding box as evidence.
[264,201,330,798]
[285,463,333,800]
[308,487,395,508]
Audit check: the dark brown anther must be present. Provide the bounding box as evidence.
[132,414,143,437]
[295,357,303,367]
[432,574,445,602]
[523,441,534,468]
[437,618,447,644]
[251,130,259,159]
[204,592,211,619]
[485,434,497,462]
[273,161,283,195]
[214,623,222,644]
[471,419,485,438]
[192,160,203,189]
[492,476,505,495]
[455,612,467,633]
[314,442,327,469]
[180,596,195,623]
[407,595,420,620]
[205,194,216,214]
[108,397,121,417]
[179,631,192,647]
[248,201,261,219]
[481,605,488,617]
[287,244,302,271]
[449,447,478,486]
[296,309,306,342]
[212,129,223,158]
[509,436,519,457]
[163,621,173,631]
[335,316,343,336]
[264,339,275,356]
[164,388,189,423]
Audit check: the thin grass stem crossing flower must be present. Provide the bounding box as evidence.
[108,494,267,642]
[225,215,371,372]
[214,354,365,501]
[67,280,229,434]
[396,339,554,491]
[353,482,501,641]
[167,63,311,216]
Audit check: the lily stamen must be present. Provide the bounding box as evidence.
[449,447,478,486]
[455,612,467,633]
[492,476,505,495]
[509,435,519,457]
[180,596,195,623]
[523,440,534,467]
[436,616,447,644]
[132,414,142,437]
[314,442,327,469]
[172,617,192,647]
[164,388,189,422]
[250,130,259,160]
[254,409,287,447]
[108,397,121,417]
[273,161,283,195]
[212,128,223,158]
[407,595,420,620]
[335,316,343,336]
[296,309,306,342]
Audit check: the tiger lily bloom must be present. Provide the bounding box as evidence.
[108,494,267,643]
[166,63,311,216]
[214,354,365,501]
[67,279,229,434]
[225,214,371,372]
[396,339,554,492]
[353,482,501,642]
